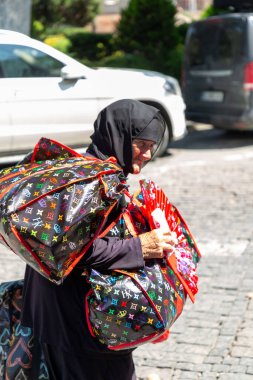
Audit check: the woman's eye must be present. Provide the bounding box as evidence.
[133,140,155,150]
[134,142,144,149]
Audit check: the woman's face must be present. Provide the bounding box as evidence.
[132,139,155,174]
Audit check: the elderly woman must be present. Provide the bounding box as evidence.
[21,99,176,380]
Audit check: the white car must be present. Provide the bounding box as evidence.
[0,29,186,164]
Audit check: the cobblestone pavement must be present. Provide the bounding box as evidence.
[1,127,253,379]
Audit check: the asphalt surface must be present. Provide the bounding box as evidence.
[1,125,253,379]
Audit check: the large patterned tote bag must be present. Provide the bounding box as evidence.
[0,138,127,284]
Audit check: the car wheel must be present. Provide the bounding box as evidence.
[156,123,170,157]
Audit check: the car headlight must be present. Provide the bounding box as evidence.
[163,78,182,97]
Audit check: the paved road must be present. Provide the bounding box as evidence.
[1,126,253,379]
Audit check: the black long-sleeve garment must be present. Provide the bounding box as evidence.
[21,235,144,355]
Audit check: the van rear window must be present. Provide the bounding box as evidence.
[185,18,246,70]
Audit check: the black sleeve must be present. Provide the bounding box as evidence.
[80,236,144,271]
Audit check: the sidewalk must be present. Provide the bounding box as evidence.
[1,232,252,380]
[1,127,253,380]
[133,240,253,380]
[130,141,253,379]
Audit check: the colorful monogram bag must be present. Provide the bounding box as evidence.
[85,182,201,350]
[0,138,127,284]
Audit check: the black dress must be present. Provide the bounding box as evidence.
[21,225,144,380]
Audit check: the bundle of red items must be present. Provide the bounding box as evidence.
[139,179,201,301]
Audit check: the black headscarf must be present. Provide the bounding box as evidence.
[87,99,165,174]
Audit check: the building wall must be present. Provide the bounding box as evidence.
[100,0,212,13]
[100,0,129,14]
[176,0,212,10]
[0,0,32,35]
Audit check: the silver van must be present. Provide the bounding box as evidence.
[182,13,253,130]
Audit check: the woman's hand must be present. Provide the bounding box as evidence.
[139,228,178,259]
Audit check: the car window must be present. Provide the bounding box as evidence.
[185,18,246,70]
[0,44,64,78]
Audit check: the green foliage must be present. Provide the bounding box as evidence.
[32,0,100,27]
[34,26,88,40]
[32,0,186,80]
[40,27,113,62]
[113,0,180,76]
[31,20,45,39]
[98,51,153,71]
[166,43,185,81]
[63,31,113,61]
[44,34,72,54]
[201,5,228,19]
[177,23,190,44]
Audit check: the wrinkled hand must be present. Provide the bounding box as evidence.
[139,228,178,259]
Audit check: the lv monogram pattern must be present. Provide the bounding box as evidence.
[88,261,185,349]
[0,138,127,284]
[0,280,49,380]
[86,202,187,350]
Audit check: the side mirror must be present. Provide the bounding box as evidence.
[61,65,86,80]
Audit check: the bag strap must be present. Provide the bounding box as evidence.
[122,209,138,238]
[97,213,122,238]
[97,203,139,239]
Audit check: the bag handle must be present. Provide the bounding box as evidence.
[122,210,138,237]
[31,137,84,162]
[97,203,139,239]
